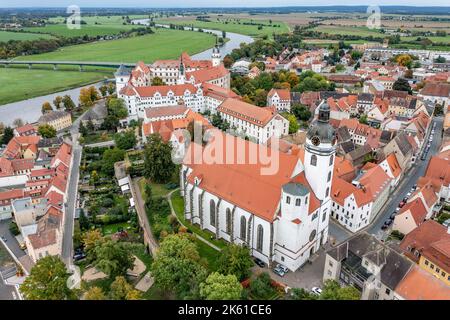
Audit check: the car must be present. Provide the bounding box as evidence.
[381,224,388,230]
[254,258,266,268]
[1,236,6,242]
[384,219,393,226]
[390,212,396,219]
[311,287,322,295]
[276,264,289,274]
[73,253,86,261]
[395,207,400,213]
[403,197,409,202]
[406,192,412,198]
[19,243,26,250]
[399,201,406,208]
[429,137,433,142]
[272,266,286,277]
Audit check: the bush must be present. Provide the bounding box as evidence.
[249,272,275,298]
[9,221,20,236]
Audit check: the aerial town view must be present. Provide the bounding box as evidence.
[0,1,449,308]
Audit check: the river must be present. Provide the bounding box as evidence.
[0,21,253,127]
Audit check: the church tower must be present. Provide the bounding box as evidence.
[211,43,221,67]
[178,54,186,84]
[304,100,336,201]
[114,64,130,95]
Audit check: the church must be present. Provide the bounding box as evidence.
[180,102,336,271]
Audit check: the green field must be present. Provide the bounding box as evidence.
[16,29,216,63]
[0,66,109,105]
[0,30,54,42]
[314,25,384,37]
[156,18,289,38]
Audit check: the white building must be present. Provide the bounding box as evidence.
[267,88,291,111]
[217,98,289,144]
[180,103,336,271]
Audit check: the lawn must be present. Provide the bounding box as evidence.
[0,30,54,42]
[138,178,171,201]
[156,18,289,38]
[16,28,216,63]
[101,222,132,235]
[314,25,384,38]
[0,243,14,267]
[195,238,221,272]
[0,66,109,105]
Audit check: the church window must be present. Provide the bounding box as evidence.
[256,225,264,252]
[240,216,246,241]
[329,155,334,166]
[226,208,232,234]
[327,171,331,182]
[326,187,330,197]
[322,211,327,222]
[295,198,301,206]
[310,155,317,166]
[210,199,216,227]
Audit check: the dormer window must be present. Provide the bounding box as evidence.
[286,196,291,204]
[295,198,301,206]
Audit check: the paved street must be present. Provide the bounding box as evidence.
[0,220,26,260]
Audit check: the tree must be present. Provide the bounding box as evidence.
[62,95,76,112]
[79,88,94,108]
[290,288,317,300]
[109,276,141,300]
[92,240,134,278]
[53,96,63,109]
[79,121,88,136]
[107,98,128,119]
[291,104,311,121]
[83,286,106,300]
[151,234,208,299]
[38,124,57,138]
[88,86,100,102]
[286,114,299,134]
[217,244,253,281]
[41,101,53,114]
[434,55,446,63]
[359,114,368,125]
[392,78,412,94]
[1,126,14,145]
[200,272,243,300]
[395,54,413,68]
[143,133,175,184]
[114,130,137,150]
[107,82,116,95]
[82,229,104,260]
[101,147,125,176]
[99,85,108,97]
[249,272,274,298]
[319,279,360,300]
[20,256,73,300]
[13,118,24,128]
[151,77,165,86]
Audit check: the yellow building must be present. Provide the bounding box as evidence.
[418,250,450,286]
[38,110,72,131]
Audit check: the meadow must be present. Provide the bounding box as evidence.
[155,17,289,38]
[0,66,109,105]
[0,30,54,42]
[16,28,216,63]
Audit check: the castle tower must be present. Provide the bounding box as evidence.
[211,43,221,67]
[178,54,186,84]
[114,64,130,95]
[304,100,336,201]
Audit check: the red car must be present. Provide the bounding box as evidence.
[399,201,406,208]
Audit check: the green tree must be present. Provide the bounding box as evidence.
[1,126,14,145]
[101,147,125,176]
[20,256,73,300]
[291,104,311,121]
[41,101,53,114]
[79,121,88,136]
[290,288,317,300]
[392,78,412,94]
[82,229,104,262]
[79,87,94,108]
[62,95,76,112]
[114,130,137,150]
[38,124,57,138]
[151,77,165,86]
[143,133,175,183]
[110,276,142,300]
[107,82,116,95]
[217,244,253,281]
[92,240,134,278]
[200,272,243,300]
[286,114,299,134]
[319,279,360,300]
[107,98,128,119]
[83,286,106,300]
[249,272,274,298]
[151,234,208,299]
[99,85,108,97]
[359,114,368,125]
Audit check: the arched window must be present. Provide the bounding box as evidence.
[325,187,330,197]
[310,154,317,166]
[327,171,332,182]
[240,216,246,241]
[210,199,216,227]
[295,198,301,206]
[329,155,334,166]
[226,208,232,234]
[257,225,264,252]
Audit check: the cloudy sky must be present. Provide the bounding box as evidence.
[2,1,450,7]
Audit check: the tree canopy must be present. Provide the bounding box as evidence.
[143,133,175,184]
[217,244,254,281]
[38,124,57,138]
[200,272,243,300]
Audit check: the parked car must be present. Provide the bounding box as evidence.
[276,264,289,274]
[399,201,406,208]
[272,266,286,277]
[73,253,86,261]
[381,224,388,230]
[395,207,401,213]
[311,287,322,295]
[384,219,393,226]
[406,191,412,198]
[254,258,266,268]
[390,212,396,219]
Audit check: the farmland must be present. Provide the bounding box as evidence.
[16,28,216,63]
[0,30,55,42]
[155,16,290,38]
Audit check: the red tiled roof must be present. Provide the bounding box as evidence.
[14,124,37,136]
[420,82,450,97]
[0,189,24,204]
[399,198,428,225]
[134,84,198,98]
[186,65,229,84]
[217,98,278,127]
[386,153,401,178]
[202,82,240,101]
[11,159,34,172]
[268,88,291,101]
[145,105,188,119]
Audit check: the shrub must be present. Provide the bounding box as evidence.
[9,221,20,236]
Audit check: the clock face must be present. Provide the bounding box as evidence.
[311,136,321,146]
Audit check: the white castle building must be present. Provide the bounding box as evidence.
[116,47,230,120]
[180,103,336,271]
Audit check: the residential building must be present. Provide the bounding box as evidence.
[38,111,72,132]
[267,88,291,111]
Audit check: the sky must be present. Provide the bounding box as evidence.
[2,1,450,8]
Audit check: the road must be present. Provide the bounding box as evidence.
[328,116,444,243]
